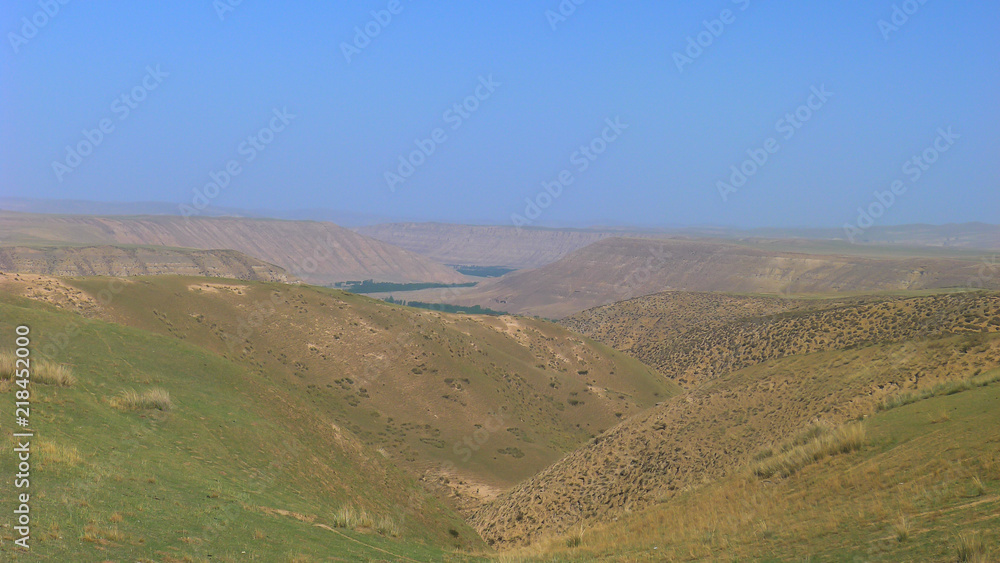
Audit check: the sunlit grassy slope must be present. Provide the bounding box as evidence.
[0,273,676,560]
[0,292,488,561]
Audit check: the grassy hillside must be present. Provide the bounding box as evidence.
[0,292,484,561]
[0,273,676,520]
[473,330,1000,547]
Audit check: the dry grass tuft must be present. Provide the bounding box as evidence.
[39,440,83,466]
[0,351,75,386]
[110,388,173,411]
[956,532,987,562]
[330,506,399,537]
[375,515,400,537]
[35,361,77,386]
[891,514,911,542]
[0,350,15,380]
[970,476,986,497]
[752,423,866,479]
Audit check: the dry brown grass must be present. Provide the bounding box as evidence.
[329,506,399,537]
[81,523,127,545]
[110,388,173,411]
[35,361,77,386]
[0,351,76,386]
[752,423,866,479]
[892,514,911,542]
[956,532,988,562]
[0,350,14,380]
[39,440,83,466]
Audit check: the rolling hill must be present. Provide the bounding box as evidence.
[473,319,1000,547]
[0,212,469,285]
[0,286,481,560]
[408,237,1000,318]
[356,222,1000,271]
[564,290,1000,386]
[501,378,1000,561]
[0,273,676,523]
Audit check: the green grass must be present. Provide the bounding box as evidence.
[0,293,486,561]
[877,368,1000,411]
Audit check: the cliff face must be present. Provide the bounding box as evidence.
[0,213,468,284]
[0,245,291,282]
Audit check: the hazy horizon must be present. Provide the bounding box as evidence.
[3,2,997,231]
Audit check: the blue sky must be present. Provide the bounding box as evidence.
[2,1,997,228]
